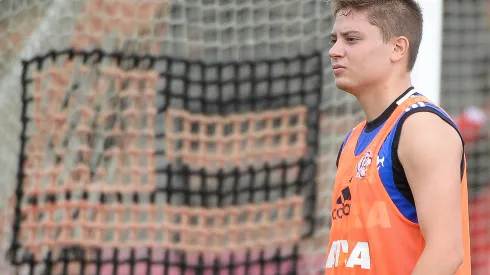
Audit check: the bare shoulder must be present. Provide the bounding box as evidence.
[398,111,463,180]
[399,111,462,152]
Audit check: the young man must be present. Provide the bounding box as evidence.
[325,0,471,274]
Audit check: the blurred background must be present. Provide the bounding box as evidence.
[0,0,488,274]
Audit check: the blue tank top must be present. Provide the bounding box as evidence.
[336,87,464,223]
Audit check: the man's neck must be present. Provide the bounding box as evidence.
[356,76,412,122]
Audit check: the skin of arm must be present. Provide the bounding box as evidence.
[398,112,464,275]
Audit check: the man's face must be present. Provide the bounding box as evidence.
[329,10,394,95]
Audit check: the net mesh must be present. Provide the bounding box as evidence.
[9,45,323,274]
[0,0,489,274]
[442,1,490,273]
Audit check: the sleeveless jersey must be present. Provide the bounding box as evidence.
[325,94,471,274]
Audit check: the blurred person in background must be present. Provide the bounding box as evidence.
[455,52,490,197]
[455,55,490,274]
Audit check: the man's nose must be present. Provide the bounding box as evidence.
[329,41,345,59]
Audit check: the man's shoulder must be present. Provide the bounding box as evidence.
[396,100,463,143]
[399,111,463,156]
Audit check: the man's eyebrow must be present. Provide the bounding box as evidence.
[330,31,362,37]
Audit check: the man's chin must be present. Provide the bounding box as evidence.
[335,79,352,91]
[334,80,359,96]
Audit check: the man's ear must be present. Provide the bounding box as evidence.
[391,36,410,64]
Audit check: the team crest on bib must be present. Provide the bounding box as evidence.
[356,150,373,179]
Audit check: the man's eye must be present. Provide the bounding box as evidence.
[330,39,337,44]
[347,37,358,42]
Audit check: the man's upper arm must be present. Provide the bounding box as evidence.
[398,112,464,251]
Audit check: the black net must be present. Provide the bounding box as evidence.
[9,49,323,274]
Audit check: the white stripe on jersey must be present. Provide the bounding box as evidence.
[396,89,418,105]
[404,102,427,112]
